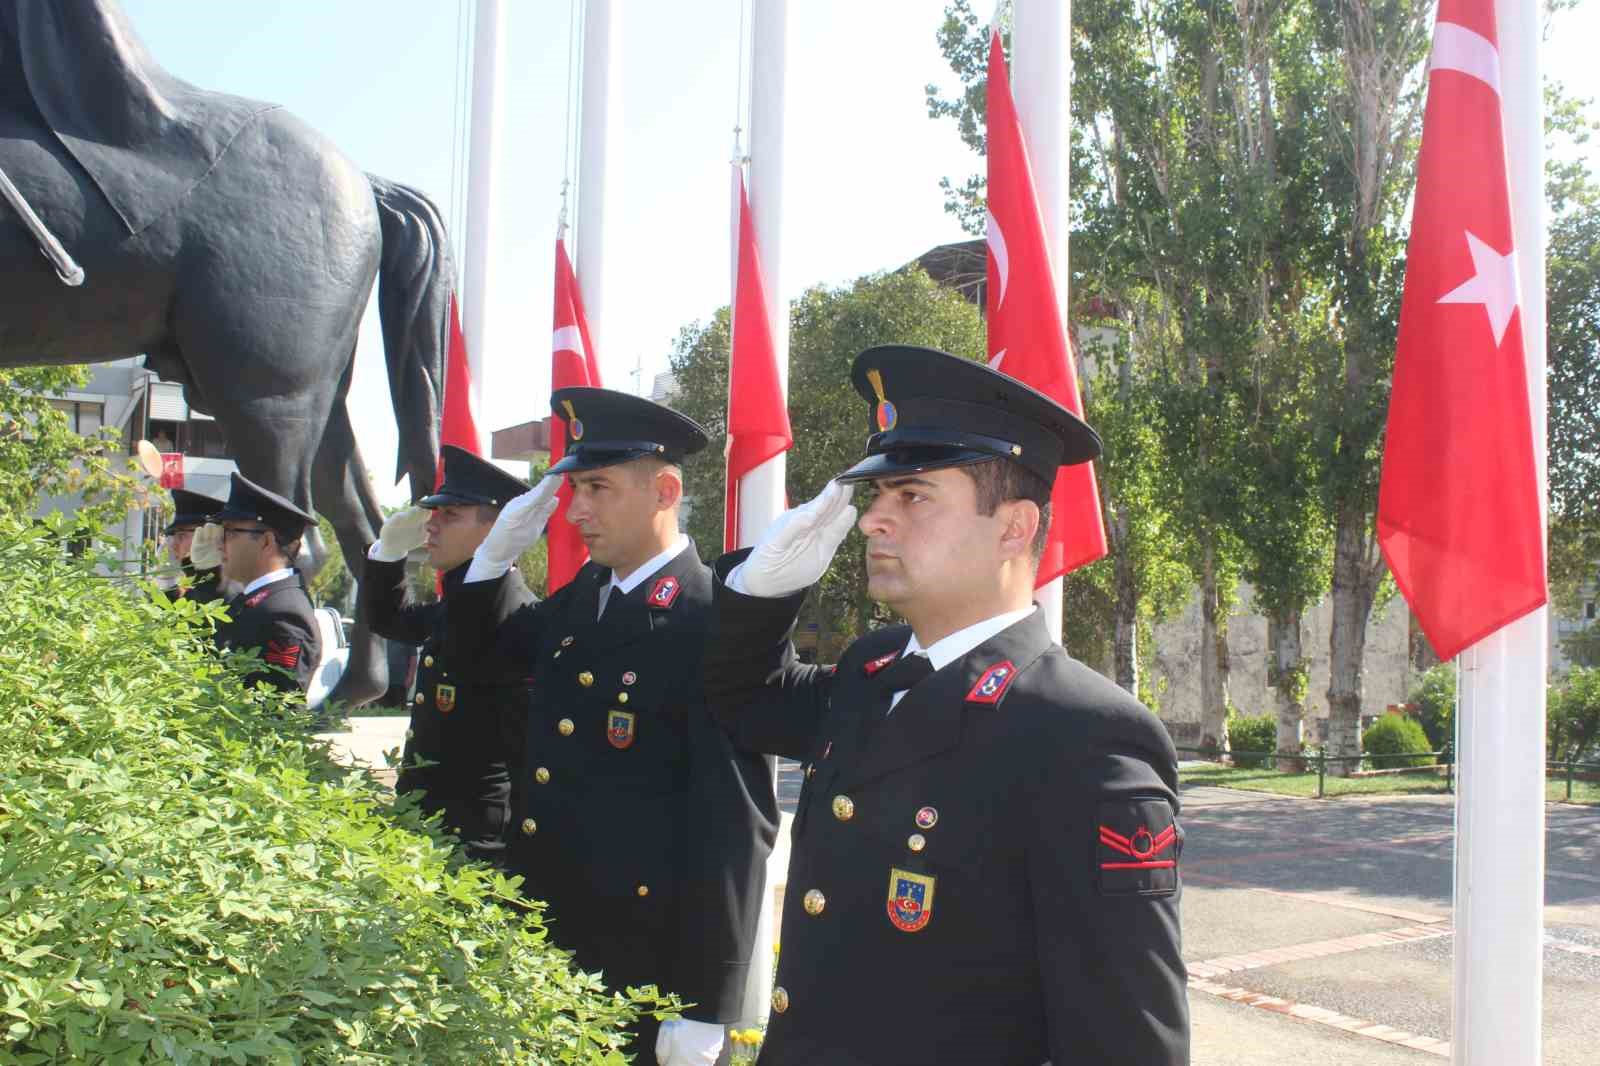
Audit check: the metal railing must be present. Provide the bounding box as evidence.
[1179,745,1600,801]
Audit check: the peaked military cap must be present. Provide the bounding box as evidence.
[835,345,1102,485]
[214,472,316,539]
[548,386,709,475]
[420,445,530,508]
[164,488,226,535]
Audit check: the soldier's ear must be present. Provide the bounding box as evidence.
[996,498,1040,561]
[654,466,683,511]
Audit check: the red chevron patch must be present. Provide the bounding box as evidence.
[264,640,302,669]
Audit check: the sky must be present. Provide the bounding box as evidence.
[117,0,1600,506]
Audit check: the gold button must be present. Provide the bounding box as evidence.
[413,692,424,705]
[617,692,629,703]
[803,889,826,916]
[520,819,537,836]
[832,795,855,821]
[771,987,789,1013]
[908,833,927,852]
[558,718,575,736]
[636,884,650,897]
[423,655,434,668]
[578,671,594,687]
[535,767,551,785]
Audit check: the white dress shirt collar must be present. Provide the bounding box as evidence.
[241,567,296,598]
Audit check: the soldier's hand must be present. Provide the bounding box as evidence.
[655,1018,724,1065]
[189,522,223,570]
[732,479,857,597]
[467,474,562,581]
[370,505,430,562]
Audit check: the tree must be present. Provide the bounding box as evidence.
[1549,666,1600,762]
[669,268,985,658]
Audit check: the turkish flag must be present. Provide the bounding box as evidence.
[984,27,1107,585]
[548,237,602,594]
[438,295,483,468]
[1377,0,1546,661]
[725,165,793,551]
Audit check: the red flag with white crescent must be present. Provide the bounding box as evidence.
[438,295,483,467]
[725,165,793,551]
[1377,0,1546,660]
[549,237,602,594]
[984,27,1107,584]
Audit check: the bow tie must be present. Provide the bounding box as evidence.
[872,652,935,694]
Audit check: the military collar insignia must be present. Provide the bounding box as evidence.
[966,660,1018,705]
[886,867,935,932]
[245,589,270,608]
[647,575,682,609]
[862,650,900,677]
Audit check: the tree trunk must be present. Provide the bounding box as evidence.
[1326,498,1382,776]
[1113,534,1139,695]
[1198,542,1231,753]
[1272,603,1306,771]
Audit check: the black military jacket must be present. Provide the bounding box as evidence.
[445,540,778,1023]
[360,557,536,859]
[166,563,225,607]
[703,553,1190,1066]
[214,572,319,696]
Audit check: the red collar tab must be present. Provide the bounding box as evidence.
[244,589,270,608]
[862,650,900,677]
[647,575,682,610]
[966,660,1018,705]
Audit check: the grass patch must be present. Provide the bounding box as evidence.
[1180,762,1600,804]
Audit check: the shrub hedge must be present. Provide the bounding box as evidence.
[1361,713,1435,769]
[0,519,668,1064]
[1225,713,1278,769]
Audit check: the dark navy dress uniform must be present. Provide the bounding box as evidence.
[361,446,536,860]
[445,389,778,1043]
[211,473,320,696]
[701,347,1190,1066]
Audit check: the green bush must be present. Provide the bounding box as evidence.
[1226,713,1279,769]
[1550,666,1600,762]
[1362,714,1436,769]
[1408,663,1456,752]
[0,518,668,1064]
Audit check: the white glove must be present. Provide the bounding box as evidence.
[728,480,857,597]
[189,523,223,570]
[368,505,430,562]
[655,1018,724,1066]
[465,475,563,582]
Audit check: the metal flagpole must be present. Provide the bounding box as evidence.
[1010,0,1069,644]
[1453,2,1547,1062]
[576,0,619,369]
[462,0,503,442]
[737,0,789,1033]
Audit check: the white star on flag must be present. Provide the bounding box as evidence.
[1436,230,1520,346]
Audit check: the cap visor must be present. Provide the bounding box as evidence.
[419,491,487,508]
[835,448,999,484]
[547,447,657,476]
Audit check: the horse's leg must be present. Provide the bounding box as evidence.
[315,367,391,708]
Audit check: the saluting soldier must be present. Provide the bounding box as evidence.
[213,473,321,697]
[160,488,226,605]
[448,388,778,1066]
[703,346,1189,1066]
[361,445,553,861]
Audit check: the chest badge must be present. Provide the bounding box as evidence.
[966,660,1019,705]
[647,576,682,609]
[886,867,936,932]
[607,709,636,749]
[435,684,456,713]
[914,806,939,829]
[862,650,899,677]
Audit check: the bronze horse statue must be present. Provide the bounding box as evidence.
[0,0,462,704]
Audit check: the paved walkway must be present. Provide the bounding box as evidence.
[320,721,1600,1062]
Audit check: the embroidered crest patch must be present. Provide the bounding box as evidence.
[647,576,681,609]
[435,684,456,714]
[607,709,636,749]
[263,639,301,669]
[862,650,900,677]
[1097,798,1181,897]
[965,660,1018,704]
[886,867,936,932]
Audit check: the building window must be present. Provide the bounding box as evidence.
[50,399,103,436]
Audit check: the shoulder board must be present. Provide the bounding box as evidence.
[647,575,682,610]
[966,660,1019,705]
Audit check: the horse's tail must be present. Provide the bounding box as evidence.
[368,174,454,500]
